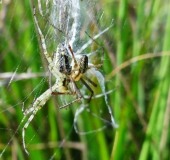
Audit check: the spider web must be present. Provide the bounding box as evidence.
[0,0,118,159]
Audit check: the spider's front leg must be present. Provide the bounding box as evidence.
[22,104,41,155]
[22,83,59,155]
[33,6,53,64]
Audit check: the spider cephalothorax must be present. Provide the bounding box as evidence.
[70,55,88,81]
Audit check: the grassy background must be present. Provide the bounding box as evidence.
[0,0,170,159]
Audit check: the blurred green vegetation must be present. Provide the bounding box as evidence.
[0,0,170,160]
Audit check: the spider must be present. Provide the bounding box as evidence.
[22,5,104,155]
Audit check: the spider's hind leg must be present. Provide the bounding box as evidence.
[58,78,84,109]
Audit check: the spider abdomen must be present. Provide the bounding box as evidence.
[54,43,72,74]
[78,55,88,73]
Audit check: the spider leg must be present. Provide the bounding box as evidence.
[22,104,35,116]
[22,107,39,155]
[49,71,52,93]
[88,64,102,69]
[80,78,94,103]
[35,1,63,33]
[59,76,95,108]
[37,0,51,17]
[82,75,97,87]
[33,6,69,81]
[52,89,82,109]
[87,47,105,69]
[68,44,78,67]
[37,0,43,17]
[33,5,65,79]
[85,31,105,66]
[22,82,60,155]
[58,78,83,109]
[76,24,113,55]
[33,6,53,64]
[70,77,82,98]
[52,91,75,95]
[59,98,82,109]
